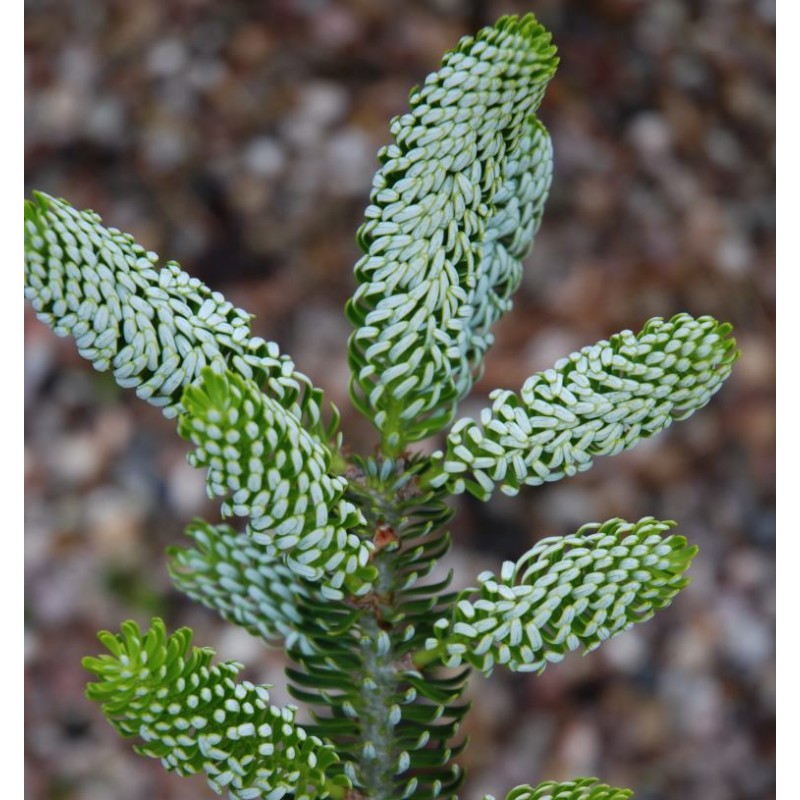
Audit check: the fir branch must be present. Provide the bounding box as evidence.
[178,368,375,598]
[83,619,349,800]
[167,520,319,654]
[459,117,552,392]
[24,11,741,800]
[422,518,696,675]
[484,778,633,799]
[426,313,738,499]
[287,456,468,800]
[24,192,335,439]
[347,14,558,451]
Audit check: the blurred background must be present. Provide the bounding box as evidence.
[24,1,775,798]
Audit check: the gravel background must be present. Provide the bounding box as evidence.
[24,1,775,798]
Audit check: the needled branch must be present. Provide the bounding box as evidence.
[484,778,634,800]
[420,518,696,675]
[347,14,558,451]
[287,456,468,800]
[24,11,741,800]
[178,368,375,598]
[167,520,320,653]
[83,619,349,800]
[426,313,738,499]
[24,192,338,439]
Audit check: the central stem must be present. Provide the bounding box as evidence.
[357,614,398,798]
[353,467,404,800]
[295,456,459,799]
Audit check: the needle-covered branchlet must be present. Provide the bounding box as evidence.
[25,13,737,800]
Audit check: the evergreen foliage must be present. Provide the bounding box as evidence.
[178,368,374,597]
[422,518,696,675]
[425,314,736,499]
[25,12,738,800]
[285,456,468,800]
[167,521,318,654]
[346,15,557,451]
[82,619,348,799]
[23,192,334,437]
[484,778,633,800]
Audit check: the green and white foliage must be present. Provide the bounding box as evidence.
[24,12,741,800]
[287,456,469,800]
[23,192,333,438]
[424,518,696,676]
[426,314,737,499]
[461,117,552,389]
[347,15,557,450]
[83,619,348,800]
[178,368,374,598]
[484,778,633,800]
[167,521,318,654]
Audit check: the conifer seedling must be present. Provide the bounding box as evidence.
[24,14,738,800]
